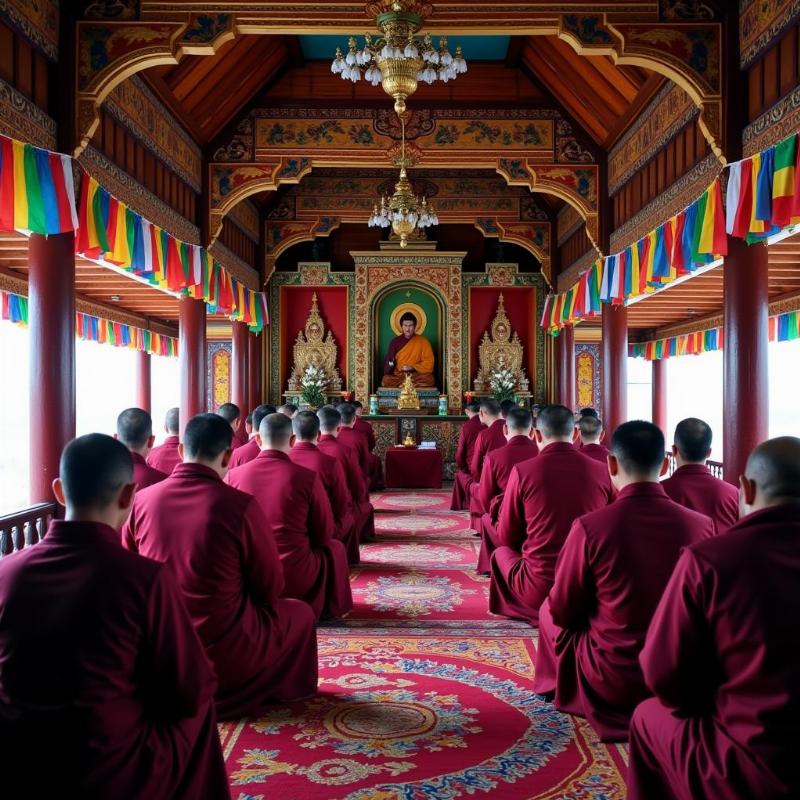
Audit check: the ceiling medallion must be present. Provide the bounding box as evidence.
[331,0,468,115]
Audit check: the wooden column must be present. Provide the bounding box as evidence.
[28,232,76,503]
[248,331,262,410]
[723,237,769,484]
[602,304,628,435]
[135,350,151,412]
[652,358,668,433]
[231,320,248,433]
[556,326,576,410]
[178,297,207,439]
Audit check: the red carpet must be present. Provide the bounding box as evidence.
[222,490,629,798]
[371,490,453,513]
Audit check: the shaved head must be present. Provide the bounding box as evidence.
[536,404,575,440]
[60,434,133,510]
[259,412,293,446]
[164,407,179,434]
[252,404,276,432]
[278,403,298,418]
[216,402,240,424]
[293,410,321,441]
[745,437,800,504]
[318,404,341,433]
[579,415,603,442]
[500,399,516,418]
[480,398,502,419]
[116,408,153,449]
[339,403,357,425]
[612,421,665,478]
[674,417,713,463]
[506,407,532,433]
[183,413,233,461]
[465,400,480,414]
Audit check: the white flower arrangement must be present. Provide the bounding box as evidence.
[489,366,516,403]
[300,364,328,408]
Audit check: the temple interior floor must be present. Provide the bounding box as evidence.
[219,489,629,799]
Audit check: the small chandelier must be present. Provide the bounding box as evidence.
[368,115,438,247]
[331,1,467,115]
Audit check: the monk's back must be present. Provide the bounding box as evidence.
[662,463,739,533]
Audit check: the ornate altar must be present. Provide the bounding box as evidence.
[286,293,343,393]
[473,294,530,394]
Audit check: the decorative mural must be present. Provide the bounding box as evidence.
[575,343,602,412]
[0,78,56,149]
[740,0,800,67]
[207,341,231,411]
[744,83,800,157]
[608,83,698,196]
[0,0,59,59]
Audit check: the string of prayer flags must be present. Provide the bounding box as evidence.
[628,327,723,360]
[0,290,28,325]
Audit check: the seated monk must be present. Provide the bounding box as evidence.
[578,415,610,463]
[468,399,508,531]
[227,412,353,620]
[661,417,738,534]
[228,403,276,469]
[116,407,167,489]
[475,407,538,574]
[291,411,360,564]
[534,421,714,742]
[353,400,384,491]
[123,414,318,718]
[0,434,229,798]
[489,404,613,624]
[278,403,299,419]
[450,400,483,510]
[381,312,436,388]
[627,437,800,799]
[217,401,247,448]
[318,404,375,544]
[147,406,181,475]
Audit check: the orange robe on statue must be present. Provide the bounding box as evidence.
[381,333,436,388]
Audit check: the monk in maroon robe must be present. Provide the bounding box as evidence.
[217,401,248,449]
[628,437,800,799]
[490,404,613,624]
[318,404,376,544]
[534,421,714,741]
[661,417,738,534]
[228,403,276,469]
[338,402,373,479]
[470,398,507,481]
[291,411,360,564]
[0,434,229,799]
[475,407,538,573]
[577,414,610,463]
[147,406,181,475]
[354,400,384,490]
[381,312,436,388]
[116,407,167,489]
[227,412,353,620]
[450,400,483,510]
[124,414,318,718]
[278,403,299,418]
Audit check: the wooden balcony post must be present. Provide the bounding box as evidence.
[601,304,628,436]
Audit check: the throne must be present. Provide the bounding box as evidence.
[473,294,530,395]
[286,293,342,397]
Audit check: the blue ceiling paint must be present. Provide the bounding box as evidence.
[299,34,510,62]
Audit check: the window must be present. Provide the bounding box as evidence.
[0,322,30,513]
[627,356,652,423]
[151,353,180,445]
[769,337,800,438]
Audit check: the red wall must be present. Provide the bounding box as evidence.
[468,287,536,386]
[279,286,349,391]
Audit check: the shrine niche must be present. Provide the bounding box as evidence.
[287,293,342,394]
[472,294,530,394]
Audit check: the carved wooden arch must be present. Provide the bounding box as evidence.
[472,219,551,286]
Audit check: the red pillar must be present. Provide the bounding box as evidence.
[28,232,75,503]
[602,304,628,435]
[135,350,151,413]
[652,358,668,434]
[723,237,769,484]
[556,325,576,410]
[248,331,262,410]
[231,320,248,434]
[178,297,207,439]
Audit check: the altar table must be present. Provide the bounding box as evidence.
[384,447,443,489]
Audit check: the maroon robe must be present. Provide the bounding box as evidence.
[580,442,610,464]
[132,451,166,489]
[147,434,181,474]
[490,442,613,624]
[229,436,259,469]
[290,441,360,564]
[318,433,375,543]
[628,504,800,800]
[354,417,384,491]
[534,482,714,741]
[661,462,738,534]
[450,415,484,510]
[475,436,538,573]
[0,520,229,799]
[339,426,371,479]
[123,463,318,718]
[227,450,353,620]
[354,416,376,452]
[470,418,508,480]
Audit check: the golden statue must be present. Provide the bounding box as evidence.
[473,293,530,393]
[396,372,421,410]
[287,293,342,393]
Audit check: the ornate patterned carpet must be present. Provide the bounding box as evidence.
[221,490,629,799]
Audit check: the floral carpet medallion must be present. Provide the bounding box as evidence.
[351,570,486,618]
[372,492,453,512]
[221,638,628,799]
[374,514,467,534]
[361,542,477,568]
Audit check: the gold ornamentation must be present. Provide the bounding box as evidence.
[287,293,343,393]
[397,373,421,410]
[403,431,417,447]
[390,302,427,335]
[473,294,529,393]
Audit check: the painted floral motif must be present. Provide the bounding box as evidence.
[362,544,470,566]
[356,573,478,617]
[373,515,462,532]
[374,494,450,509]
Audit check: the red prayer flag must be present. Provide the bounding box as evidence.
[0,137,15,231]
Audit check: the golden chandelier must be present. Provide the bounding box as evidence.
[331,1,467,115]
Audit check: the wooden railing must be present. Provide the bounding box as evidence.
[666,453,724,479]
[0,503,56,558]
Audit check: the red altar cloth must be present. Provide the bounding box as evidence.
[385,447,443,489]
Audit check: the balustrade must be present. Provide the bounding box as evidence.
[665,453,725,480]
[0,503,56,558]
